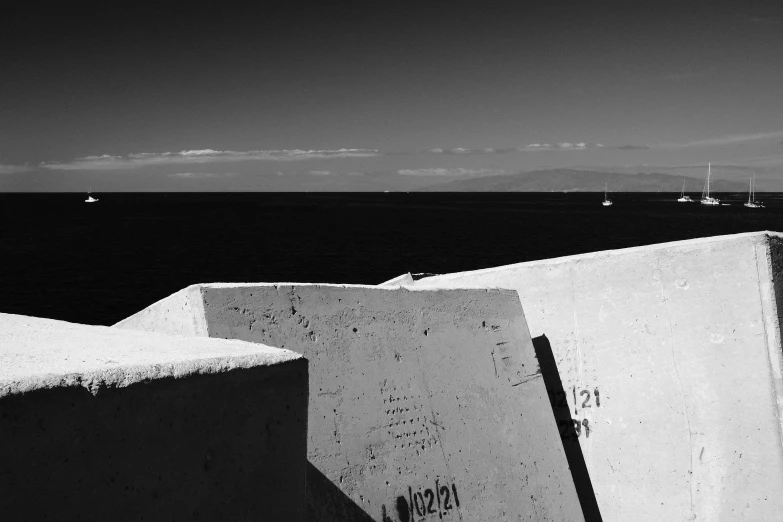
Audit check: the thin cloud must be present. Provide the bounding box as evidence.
[425,143,604,155]
[397,168,505,176]
[168,172,238,179]
[0,164,34,174]
[660,131,783,149]
[308,170,331,176]
[41,148,381,171]
[427,147,517,155]
[522,142,595,151]
[732,154,783,168]
[614,145,650,150]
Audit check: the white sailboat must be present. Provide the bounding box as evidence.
[677,181,693,202]
[700,163,719,206]
[85,189,98,203]
[602,183,612,206]
[744,175,763,208]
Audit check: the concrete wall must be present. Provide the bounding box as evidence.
[382,231,783,522]
[117,284,585,521]
[0,312,307,521]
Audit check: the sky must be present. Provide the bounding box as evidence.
[2,1,783,191]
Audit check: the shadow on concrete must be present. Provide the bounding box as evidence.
[532,334,604,522]
[0,364,308,520]
[306,461,379,521]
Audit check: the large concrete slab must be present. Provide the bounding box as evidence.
[381,231,783,522]
[116,284,585,521]
[1,312,307,521]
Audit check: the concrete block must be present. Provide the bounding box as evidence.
[116,284,585,521]
[382,231,783,522]
[0,312,307,521]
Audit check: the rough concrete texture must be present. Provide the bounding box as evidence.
[382,231,783,522]
[1,312,307,521]
[116,284,585,521]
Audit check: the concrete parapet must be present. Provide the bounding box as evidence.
[382,231,783,521]
[116,284,585,521]
[0,312,307,521]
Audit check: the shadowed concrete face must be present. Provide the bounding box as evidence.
[116,284,586,521]
[382,231,783,522]
[0,313,308,521]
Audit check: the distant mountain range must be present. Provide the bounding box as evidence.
[419,169,748,192]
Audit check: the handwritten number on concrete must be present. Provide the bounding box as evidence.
[424,489,436,514]
[414,492,425,516]
[580,389,591,409]
[440,485,452,509]
[572,419,582,438]
[396,480,460,519]
[557,419,592,440]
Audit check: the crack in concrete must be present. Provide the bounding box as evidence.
[657,270,694,518]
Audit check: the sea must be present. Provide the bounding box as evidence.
[3,191,783,326]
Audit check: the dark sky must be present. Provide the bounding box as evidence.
[2,1,783,191]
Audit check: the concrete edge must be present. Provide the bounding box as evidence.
[411,231,783,284]
[378,272,415,287]
[113,284,202,328]
[188,285,209,336]
[754,237,783,456]
[0,352,306,399]
[115,283,521,328]
[201,284,521,303]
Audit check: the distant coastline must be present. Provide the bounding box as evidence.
[419,169,749,192]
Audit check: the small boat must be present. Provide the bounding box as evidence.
[700,163,719,206]
[677,181,693,202]
[602,183,612,206]
[744,174,763,208]
[85,189,98,203]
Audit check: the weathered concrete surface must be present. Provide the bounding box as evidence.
[1,312,307,521]
[117,284,585,521]
[382,231,783,522]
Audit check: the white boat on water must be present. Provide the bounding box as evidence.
[744,175,763,208]
[85,189,98,203]
[700,163,719,206]
[602,183,612,206]
[677,181,693,202]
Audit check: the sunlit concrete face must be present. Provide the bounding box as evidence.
[116,284,585,522]
[383,231,783,522]
[0,313,308,521]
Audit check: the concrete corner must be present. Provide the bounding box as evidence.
[116,283,585,521]
[397,231,783,521]
[1,313,308,521]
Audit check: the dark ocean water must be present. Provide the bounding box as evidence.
[3,191,783,326]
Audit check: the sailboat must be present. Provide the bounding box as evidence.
[602,183,612,206]
[744,175,763,208]
[700,163,719,206]
[677,181,693,202]
[85,189,98,203]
